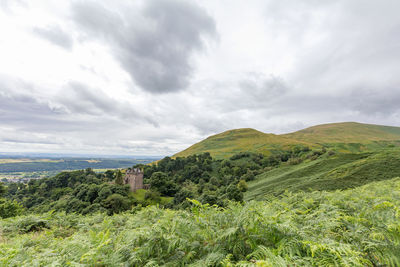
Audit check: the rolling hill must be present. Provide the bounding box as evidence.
[245,149,400,200]
[174,128,314,159]
[174,122,400,159]
[284,121,400,143]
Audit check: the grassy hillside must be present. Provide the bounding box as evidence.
[1,178,400,266]
[246,149,400,200]
[175,128,314,159]
[174,122,400,159]
[285,122,400,143]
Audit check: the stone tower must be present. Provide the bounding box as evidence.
[124,168,144,192]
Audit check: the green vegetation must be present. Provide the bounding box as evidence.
[2,122,400,265]
[3,169,155,216]
[174,122,400,159]
[1,178,400,266]
[174,128,314,159]
[142,152,257,207]
[246,148,400,200]
[130,189,172,206]
[285,121,400,143]
[3,150,312,214]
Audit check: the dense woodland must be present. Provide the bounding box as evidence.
[141,147,313,208]
[0,146,315,218]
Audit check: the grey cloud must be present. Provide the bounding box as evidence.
[71,2,122,38]
[238,73,288,104]
[265,0,400,93]
[33,25,73,50]
[62,82,116,115]
[72,0,216,93]
[0,89,65,124]
[60,82,158,126]
[254,88,400,123]
[349,88,400,116]
[193,74,289,114]
[3,0,400,156]
[0,79,165,154]
[2,138,59,145]
[183,70,400,136]
[0,88,82,134]
[0,78,155,134]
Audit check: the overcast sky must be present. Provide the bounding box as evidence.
[1,0,400,156]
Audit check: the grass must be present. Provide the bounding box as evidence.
[175,128,314,159]
[131,189,173,205]
[1,178,400,266]
[284,121,400,143]
[174,122,400,159]
[246,149,400,200]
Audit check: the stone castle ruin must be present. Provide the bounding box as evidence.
[124,168,150,192]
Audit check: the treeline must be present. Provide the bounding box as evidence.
[141,145,318,208]
[1,146,322,217]
[3,169,133,216]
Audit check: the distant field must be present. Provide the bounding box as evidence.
[0,157,159,181]
[0,158,64,164]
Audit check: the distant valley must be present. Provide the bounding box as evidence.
[0,156,160,182]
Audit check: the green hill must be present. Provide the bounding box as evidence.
[174,128,314,159]
[284,122,400,143]
[246,148,400,200]
[174,122,400,159]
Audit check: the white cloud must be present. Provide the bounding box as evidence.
[1,0,400,155]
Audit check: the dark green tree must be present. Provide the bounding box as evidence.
[115,170,124,185]
[0,198,24,218]
[0,182,6,197]
[226,184,243,202]
[102,194,131,215]
[149,172,177,196]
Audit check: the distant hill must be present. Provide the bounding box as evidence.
[174,128,314,159]
[174,122,400,159]
[284,122,400,143]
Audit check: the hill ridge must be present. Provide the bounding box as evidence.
[174,122,400,159]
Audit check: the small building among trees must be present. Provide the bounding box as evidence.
[124,168,149,192]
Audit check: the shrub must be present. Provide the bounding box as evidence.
[328,150,336,156]
[102,194,131,215]
[15,216,49,233]
[237,180,248,192]
[287,157,303,165]
[242,171,256,182]
[0,198,24,218]
[81,203,106,215]
[144,190,162,202]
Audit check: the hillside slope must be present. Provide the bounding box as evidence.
[174,122,400,159]
[284,122,400,143]
[245,149,400,200]
[174,128,314,159]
